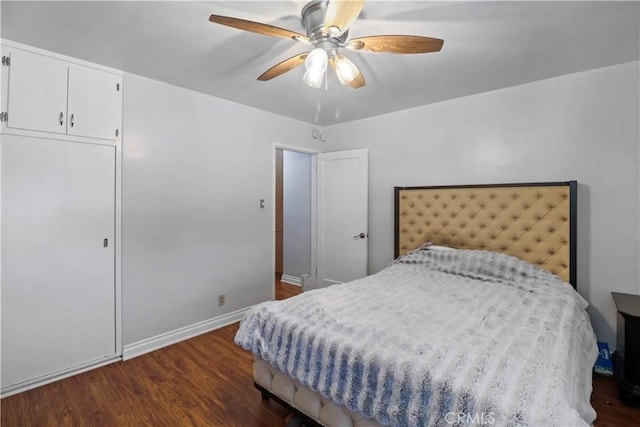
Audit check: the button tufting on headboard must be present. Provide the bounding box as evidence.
[394,182,577,286]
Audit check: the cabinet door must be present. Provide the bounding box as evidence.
[6,49,68,134]
[67,65,121,140]
[1,137,116,389]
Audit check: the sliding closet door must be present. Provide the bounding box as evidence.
[1,137,116,388]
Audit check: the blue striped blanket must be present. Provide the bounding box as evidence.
[235,249,597,426]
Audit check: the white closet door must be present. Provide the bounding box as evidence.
[6,49,69,134]
[67,64,122,140]
[1,137,116,388]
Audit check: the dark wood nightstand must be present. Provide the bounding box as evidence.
[611,292,640,406]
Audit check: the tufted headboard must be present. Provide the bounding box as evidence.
[394,181,577,287]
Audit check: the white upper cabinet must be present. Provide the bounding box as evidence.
[68,64,122,140]
[2,43,122,142]
[6,49,69,134]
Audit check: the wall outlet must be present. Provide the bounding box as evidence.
[218,294,226,306]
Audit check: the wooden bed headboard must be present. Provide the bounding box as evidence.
[394,181,577,287]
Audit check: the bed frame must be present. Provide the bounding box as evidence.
[256,180,578,425]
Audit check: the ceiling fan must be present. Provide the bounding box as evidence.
[209,0,444,89]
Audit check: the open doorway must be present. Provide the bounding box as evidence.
[275,148,313,300]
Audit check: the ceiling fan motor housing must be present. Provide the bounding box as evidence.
[302,0,348,50]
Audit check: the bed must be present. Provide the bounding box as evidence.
[235,181,597,426]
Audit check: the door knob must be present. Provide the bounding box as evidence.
[353,232,366,239]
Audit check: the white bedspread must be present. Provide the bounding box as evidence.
[235,249,598,426]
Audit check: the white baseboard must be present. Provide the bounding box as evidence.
[1,355,121,398]
[122,306,252,361]
[1,307,253,397]
[281,274,302,286]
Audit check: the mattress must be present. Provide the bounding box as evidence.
[237,248,598,426]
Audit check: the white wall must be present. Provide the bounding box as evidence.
[122,74,317,345]
[283,150,312,281]
[323,61,640,348]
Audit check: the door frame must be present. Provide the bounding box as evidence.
[272,143,320,299]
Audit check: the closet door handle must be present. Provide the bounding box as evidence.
[70,114,75,128]
[103,238,108,248]
[59,112,64,126]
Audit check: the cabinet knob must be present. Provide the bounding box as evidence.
[59,112,64,126]
[70,114,75,128]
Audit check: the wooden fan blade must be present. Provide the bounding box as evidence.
[324,0,365,35]
[209,15,309,42]
[257,53,309,81]
[346,35,444,54]
[329,57,366,89]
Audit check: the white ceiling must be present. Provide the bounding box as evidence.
[2,1,638,126]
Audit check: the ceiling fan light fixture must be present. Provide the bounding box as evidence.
[305,48,328,73]
[334,54,359,85]
[303,68,325,88]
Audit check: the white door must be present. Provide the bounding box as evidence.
[6,49,69,134]
[67,64,122,140]
[316,149,368,288]
[1,136,116,389]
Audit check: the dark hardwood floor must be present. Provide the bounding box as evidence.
[2,280,638,426]
[1,323,294,426]
[591,374,640,426]
[275,275,303,300]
